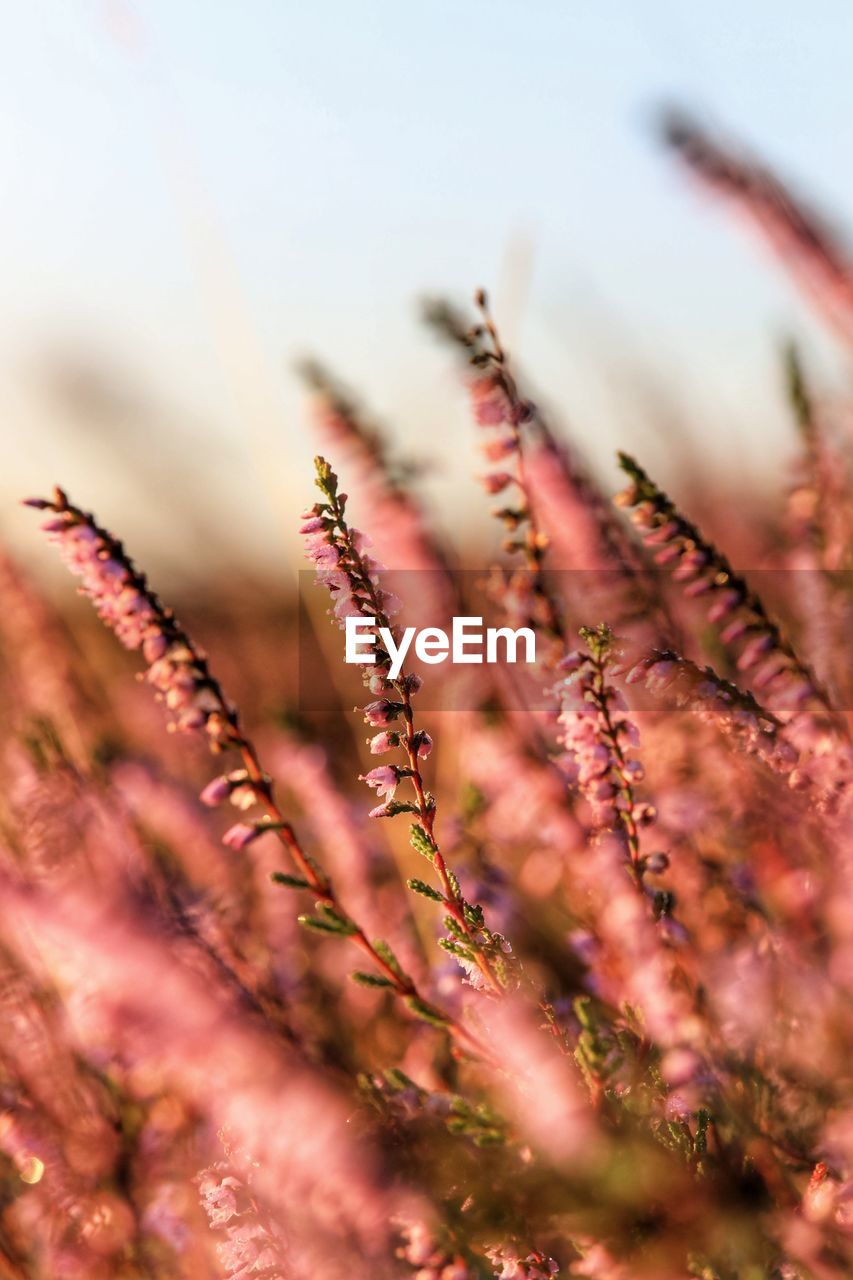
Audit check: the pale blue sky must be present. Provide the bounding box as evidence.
[2,2,852,575]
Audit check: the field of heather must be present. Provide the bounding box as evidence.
[2,10,853,1280]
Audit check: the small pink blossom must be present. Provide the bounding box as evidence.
[222,823,261,852]
[200,774,233,807]
[363,699,402,727]
[359,766,399,800]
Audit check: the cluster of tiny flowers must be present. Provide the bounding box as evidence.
[26,489,236,746]
[27,490,318,874]
[303,458,515,995]
[487,1245,559,1278]
[302,457,434,821]
[358,702,433,819]
[396,1222,470,1280]
[455,292,564,648]
[626,649,800,778]
[556,626,657,876]
[614,453,843,755]
[300,458,400,631]
[197,1160,285,1280]
[199,768,277,850]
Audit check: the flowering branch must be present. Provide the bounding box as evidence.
[425,292,566,654]
[24,487,492,1062]
[466,290,566,651]
[556,624,660,888]
[661,108,853,349]
[613,453,848,762]
[303,457,516,995]
[625,648,800,779]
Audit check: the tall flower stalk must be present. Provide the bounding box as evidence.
[626,647,800,779]
[425,291,566,655]
[24,487,492,1062]
[556,624,658,888]
[661,108,853,349]
[426,292,674,659]
[303,458,515,995]
[613,452,849,768]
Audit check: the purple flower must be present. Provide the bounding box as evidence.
[200,774,232,807]
[222,822,262,851]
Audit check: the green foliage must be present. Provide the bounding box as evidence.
[438,937,473,960]
[410,823,437,862]
[405,996,450,1027]
[407,877,445,903]
[270,872,310,889]
[298,904,357,936]
[350,971,395,989]
[372,939,408,982]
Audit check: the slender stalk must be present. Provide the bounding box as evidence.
[25,489,495,1066]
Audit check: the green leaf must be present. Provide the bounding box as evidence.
[297,913,356,936]
[373,939,407,981]
[318,904,358,934]
[463,901,485,928]
[438,937,473,960]
[350,971,395,989]
[271,872,310,889]
[385,1067,418,1091]
[379,800,420,817]
[444,915,469,942]
[409,824,436,861]
[405,996,449,1027]
[407,878,444,903]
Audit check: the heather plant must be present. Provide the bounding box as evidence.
[1,111,853,1280]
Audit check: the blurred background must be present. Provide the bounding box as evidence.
[2,0,853,583]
